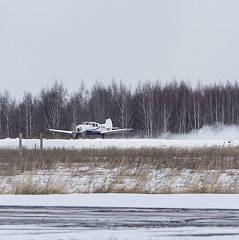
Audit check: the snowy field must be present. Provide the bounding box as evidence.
[1,193,239,209]
[3,125,239,149]
[1,166,239,194]
[1,194,239,240]
[1,126,239,239]
[0,138,236,149]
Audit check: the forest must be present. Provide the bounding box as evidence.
[0,80,239,138]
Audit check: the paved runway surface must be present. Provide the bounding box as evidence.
[1,206,239,239]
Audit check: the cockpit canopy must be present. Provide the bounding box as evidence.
[83,122,99,127]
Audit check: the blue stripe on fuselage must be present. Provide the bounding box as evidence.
[85,131,101,135]
[85,127,101,135]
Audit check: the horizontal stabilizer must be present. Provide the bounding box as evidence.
[100,128,133,134]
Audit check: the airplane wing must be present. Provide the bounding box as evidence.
[48,129,74,135]
[100,128,133,134]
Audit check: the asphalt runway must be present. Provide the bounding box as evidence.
[1,206,239,239]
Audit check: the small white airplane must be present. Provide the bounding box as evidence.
[48,118,133,138]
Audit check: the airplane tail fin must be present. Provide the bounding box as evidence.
[105,118,113,130]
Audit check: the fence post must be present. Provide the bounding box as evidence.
[19,133,22,156]
[40,133,43,150]
[19,133,22,150]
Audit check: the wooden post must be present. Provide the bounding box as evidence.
[39,132,44,168]
[19,133,22,157]
[19,133,22,150]
[40,132,43,150]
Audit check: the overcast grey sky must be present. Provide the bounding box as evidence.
[1,0,239,97]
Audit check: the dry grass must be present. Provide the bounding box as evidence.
[0,147,239,174]
[1,147,239,194]
[13,174,67,194]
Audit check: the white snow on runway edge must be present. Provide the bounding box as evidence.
[0,194,239,209]
[0,138,235,149]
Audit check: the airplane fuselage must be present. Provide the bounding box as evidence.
[48,118,132,138]
[76,122,107,136]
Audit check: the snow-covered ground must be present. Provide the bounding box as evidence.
[1,202,239,240]
[1,194,239,240]
[4,227,239,240]
[1,128,239,239]
[0,138,235,149]
[3,228,239,240]
[3,124,239,149]
[1,193,239,209]
[1,166,238,194]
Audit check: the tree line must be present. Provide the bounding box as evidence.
[1,80,239,138]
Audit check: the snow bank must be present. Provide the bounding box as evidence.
[1,194,239,209]
[2,124,239,149]
[0,138,235,149]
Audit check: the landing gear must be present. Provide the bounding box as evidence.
[73,133,79,139]
[102,134,105,139]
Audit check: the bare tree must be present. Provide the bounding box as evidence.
[0,92,15,138]
[40,81,67,136]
